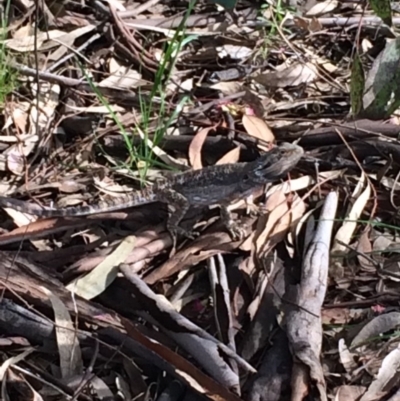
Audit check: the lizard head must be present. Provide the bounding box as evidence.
[244,143,303,184]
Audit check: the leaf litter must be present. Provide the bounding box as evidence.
[1,0,400,400]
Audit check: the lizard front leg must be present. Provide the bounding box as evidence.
[220,203,246,240]
[157,188,195,242]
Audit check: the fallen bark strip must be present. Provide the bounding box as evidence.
[284,191,338,401]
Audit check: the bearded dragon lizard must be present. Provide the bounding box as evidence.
[0,143,303,239]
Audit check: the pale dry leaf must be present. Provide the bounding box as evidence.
[285,194,307,255]
[290,207,315,253]
[180,78,194,91]
[25,382,44,401]
[48,25,96,60]
[255,190,291,256]
[116,373,133,399]
[338,338,357,373]
[373,235,392,252]
[67,104,125,113]
[59,180,86,194]
[268,170,343,197]
[108,57,121,74]
[66,235,137,299]
[136,126,187,169]
[303,48,338,73]
[11,103,29,133]
[40,286,83,379]
[6,29,65,52]
[335,385,366,401]
[105,0,126,11]
[319,60,337,73]
[0,134,39,143]
[0,349,35,380]
[6,145,25,175]
[370,174,400,191]
[362,39,373,53]
[90,375,114,399]
[12,25,32,39]
[216,45,252,60]
[2,205,37,227]
[216,147,241,165]
[254,62,318,88]
[332,176,371,254]
[30,82,60,133]
[210,81,243,95]
[189,126,215,170]
[305,0,338,16]
[99,58,145,89]
[360,346,400,401]
[242,114,275,143]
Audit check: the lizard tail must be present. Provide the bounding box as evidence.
[0,190,157,217]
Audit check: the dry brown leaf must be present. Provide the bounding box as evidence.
[255,190,290,256]
[309,17,323,31]
[254,192,305,258]
[144,230,250,284]
[357,229,375,271]
[216,147,241,165]
[322,308,352,325]
[189,126,215,170]
[293,16,310,30]
[335,385,366,401]
[0,216,100,245]
[254,62,318,88]
[242,114,275,143]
